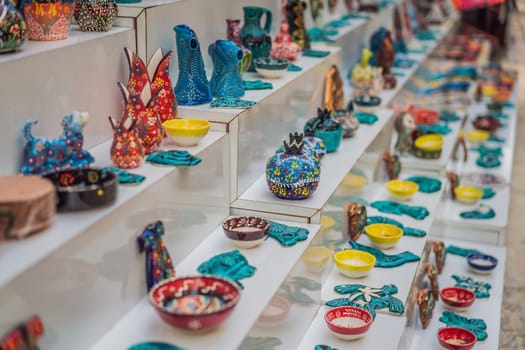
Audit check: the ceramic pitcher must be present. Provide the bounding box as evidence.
[286,0,310,50]
[208,40,244,99]
[226,19,252,76]
[0,0,27,52]
[240,6,272,72]
[173,24,212,105]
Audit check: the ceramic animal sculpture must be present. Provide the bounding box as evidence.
[394,109,416,156]
[0,315,43,350]
[286,0,310,50]
[21,112,94,175]
[446,171,459,200]
[370,27,396,89]
[108,116,144,169]
[417,289,435,330]
[208,40,245,98]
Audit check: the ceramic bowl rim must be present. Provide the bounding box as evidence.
[324,306,374,335]
[440,287,476,307]
[333,250,376,272]
[386,180,419,196]
[437,326,477,348]
[466,253,498,271]
[414,134,444,151]
[365,223,403,241]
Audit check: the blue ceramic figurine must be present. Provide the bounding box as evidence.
[208,40,245,99]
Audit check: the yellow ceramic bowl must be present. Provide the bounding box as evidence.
[454,186,484,205]
[466,130,490,145]
[365,223,403,249]
[333,250,376,278]
[386,180,419,201]
[341,173,368,190]
[301,246,332,272]
[414,134,444,152]
[162,119,211,147]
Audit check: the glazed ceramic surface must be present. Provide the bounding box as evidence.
[226,19,251,76]
[208,40,244,98]
[472,115,501,133]
[324,306,374,341]
[304,108,343,153]
[417,288,435,329]
[271,21,301,61]
[254,57,288,79]
[333,250,376,278]
[74,0,118,31]
[285,0,309,49]
[109,116,144,169]
[162,119,210,147]
[466,253,498,274]
[240,6,272,71]
[326,284,404,316]
[454,186,483,205]
[440,287,476,312]
[365,223,403,249]
[386,180,419,201]
[0,0,27,52]
[24,0,75,40]
[344,202,367,241]
[222,216,270,248]
[437,327,477,350]
[415,134,444,151]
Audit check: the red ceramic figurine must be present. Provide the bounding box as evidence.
[108,115,144,169]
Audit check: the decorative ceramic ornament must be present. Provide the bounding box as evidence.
[370,27,396,89]
[433,240,447,274]
[108,115,144,170]
[350,49,383,96]
[413,134,443,159]
[197,250,256,289]
[304,136,326,159]
[240,6,272,72]
[0,0,27,52]
[417,288,435,329]
[439,310,488,341]
[74,0,118,31]
[425,264,439,300]
[271,22,301,61]
[370,201,429,220]
[265,133,320,200]
[267,221,309,246]
[208,40,244,99]
[21,112,94,175]
[304,108,343,153]
[137,221,175,292]
[406,176,442,193]
[348,240,420,267]
[452,275,491,298]
[173,24,212,105]
[146,150,201,167]
[0,315,43,350]
[343,201,367,241]
[286,0,310,50]
[324,65,345,112]
[393,109,416,156]
[24,0,75,40]
[226,19,252,76]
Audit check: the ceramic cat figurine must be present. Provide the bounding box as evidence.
[208,40,245,98]
[108,115,144,169]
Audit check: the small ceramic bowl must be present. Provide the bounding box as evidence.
[466,130,490,145]
[437,327,477,350]
[341,172,368,191]
[254,57,289,79]
[256,295,291,327]
[353,95,382,114]
[472,115,501,133]
[301,246,332,272]
[414,134,444,159]
[454,186,484,205]
[333,250,376,278]
[467,253,498,274]
[222,216,270,249]
[149,276,241,332]
[440,287,476,312]
[365,223,403,249]
[324,306,374,341]
[413,108,439,126]
[386,180,419,201]
[163,119,211,147]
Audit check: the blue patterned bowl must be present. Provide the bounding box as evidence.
[466,253,498,274]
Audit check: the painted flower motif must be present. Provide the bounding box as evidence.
[59,172,75,186]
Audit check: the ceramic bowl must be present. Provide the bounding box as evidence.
[163,119,211,147]
[415,134,444,152]
[222,216,270,249]
[437,327,477,350]
[301,246,332,272]
[413,108,439,126]
[149,276,241,332]
[256,296,291,327]
[341,172,368,191]
[386,180,419,201]
[333,250,376,278]
[467,253,498,274]
[365,223,403,249]
[353,95,382,114]
[466,130,489,145]
[254,57,289,79]
[454,186,484,205]
[440,287,476,312]
[472,115,501,133]
[324,306,374,341]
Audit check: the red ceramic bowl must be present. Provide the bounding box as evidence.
[440,287,476,312]
[222,216,270,248]
[472,116,501,133]
[413,108,439,126]
[149,276,241,332]
[437,327,477,350]
[324,306,374,341]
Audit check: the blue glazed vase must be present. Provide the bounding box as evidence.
[304,108,343,153]
[240,6,272,72]
[173,24,212,105]
[208,40,244,99]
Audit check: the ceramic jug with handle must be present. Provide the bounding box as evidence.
[240,6,272,72]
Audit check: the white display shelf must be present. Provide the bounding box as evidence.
[0,131,226,289]
[92,220,321,350]
[0,26,132,66]
[232,109,395,220]
[406,239,506,350]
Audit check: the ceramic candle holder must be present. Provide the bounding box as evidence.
[324,306,374,341]
[467,253,498,274]
[440,287,476,312]
[222,216,270,248]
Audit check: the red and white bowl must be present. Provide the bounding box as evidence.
[440,287,476,312]
[324,306,374,340]
[437,327,477,350]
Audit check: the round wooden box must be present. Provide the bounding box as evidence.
[0,175,56,239]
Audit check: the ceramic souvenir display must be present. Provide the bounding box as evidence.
[386,180,419,201]
[222,216,270,248]
[271,22,301,61]
[24,0,75,40]
[343,201,367,241]
[348,240,420,267]
[253,57,288,79]
[149,276,241,331]
[365,223,403,249]
[208,40,244,99]
[413,134,444,159]
[226,19,252,76]
[286,0,310,50]
[440,287,476,312]
[370,27,396,89]
[304,108,343,153]
[21,112,95,175]
[137,221,175,292]
[0,315,43,350]
[333,250,376,278]
[324,306,374,341]
[173,24,212,105]
[437,327,477,350]
[433,240,447,274]
[326,284,405,316]
[467,253,498,274]
[74,0,118,31]
[0,175,55,239]
[350,49,383,96]
[416,288,435,329]
[197,250,256,289]
[371,200,429,220]
[393,109,416,156]
[256,296,291,327]
[108,116,144,169]
[0,0,27,52]
[266,133,320,200]
[240,6,272,72]
[146,150,201,167]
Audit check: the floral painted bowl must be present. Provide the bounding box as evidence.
[437,327,477,350]
[440,287,476,312]
[472,115,501,133]
[149,276,241,332]
[333,250,376,278]
[365,223,403,249]
[301,246,332,272]
[256,295,291,327]
[467,253,498,274]
[324,306,374,341]
[353,95,382,114]
[162,119,210,147]
[454,186,484,205]
[254,57,289,79]
[222,216,270,249]
[386,180,419,201]
[465,130,489,145]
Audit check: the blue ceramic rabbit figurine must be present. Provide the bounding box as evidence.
[208,40,245,99]
[173,24,212,105]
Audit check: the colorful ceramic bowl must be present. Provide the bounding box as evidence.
[324,306,374,341]
[254,57,289,79]
[149,276,241,331]
[301,246,332,272]
[414,134,444,159]
[472,116,501,134]
[440,287,476,312]
[466,130,489,145]
[222,216,270,249]
[386,180,419,201]
[454,186,484,205]
[413,108,439,126]
[437,327,477,350]
[256,295,291,327]
[341,172,368,191]
[467,253,498,274]
[163,119,211,147]
[365,223,403,249]
[353,95,382,114]
[333,250,376,278]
